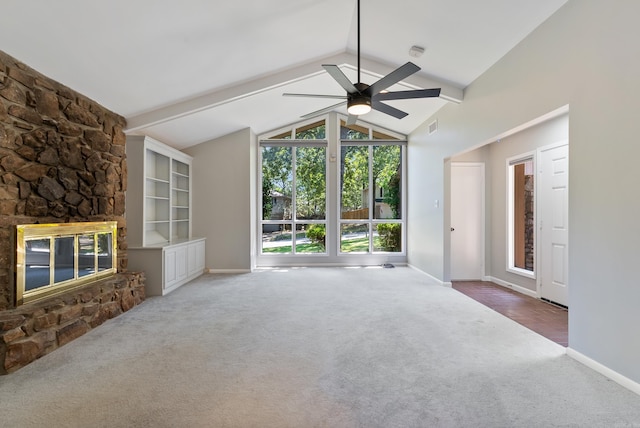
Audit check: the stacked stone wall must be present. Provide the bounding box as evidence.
[524,175,534,271]
[0,49,145,373]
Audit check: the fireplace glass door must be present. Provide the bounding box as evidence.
[16,222,118,305]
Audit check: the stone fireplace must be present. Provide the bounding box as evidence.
[0,50,145,373]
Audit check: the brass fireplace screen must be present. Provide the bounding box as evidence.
[16,222,117,306]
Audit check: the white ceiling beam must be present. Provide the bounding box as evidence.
[125,52,463,133]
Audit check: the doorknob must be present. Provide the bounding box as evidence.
[450,227,455,232]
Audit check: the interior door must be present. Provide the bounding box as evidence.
[450,163,484,280]
[538,143,569,306]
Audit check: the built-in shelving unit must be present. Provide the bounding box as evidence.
[171,158,190,242]
[127,136,194,246]
[126,135,205,296]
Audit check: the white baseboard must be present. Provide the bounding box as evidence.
[407,264,448,286]
[207,268,251,274]
[567,348,640,397]
[484,276,538,298]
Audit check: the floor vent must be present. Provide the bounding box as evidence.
[428,119,438,135]
[541,297,568,310]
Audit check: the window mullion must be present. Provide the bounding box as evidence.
[291,146,297,254]
[369,145,374,253]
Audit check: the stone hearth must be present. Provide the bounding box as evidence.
[0,272,144,373]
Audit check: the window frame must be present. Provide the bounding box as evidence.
[259,118,328,256]
[338,139,406,255]
[506,152,536,279]
[256,113,407,266]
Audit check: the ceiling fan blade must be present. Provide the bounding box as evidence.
[283,93,347,99]
[323,64,359,94]
[346,114,358,125]
[367,62,421,96]
[374,88,441,101]
[300,101,348,119]
[372,100,408,119]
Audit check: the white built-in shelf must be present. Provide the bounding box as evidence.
[126,135,205,297]
[126,135,194,247]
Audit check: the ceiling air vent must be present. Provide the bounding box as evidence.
[428,119,438,135]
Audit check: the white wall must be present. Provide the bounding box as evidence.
[408,0,640,383]
[184,128,256,271]
[452,114,569,292]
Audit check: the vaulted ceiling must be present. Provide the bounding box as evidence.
[1,0,567,149]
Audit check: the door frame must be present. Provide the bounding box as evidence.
[450,162,486,281]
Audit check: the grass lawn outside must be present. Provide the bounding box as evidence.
[262,241,326,254]
[262,235,401,254]
[262,236,391,254]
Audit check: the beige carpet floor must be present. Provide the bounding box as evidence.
[1,267,639,427]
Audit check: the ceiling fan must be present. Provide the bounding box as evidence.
[283,0,441,125]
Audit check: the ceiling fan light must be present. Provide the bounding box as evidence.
[347,98,372,115]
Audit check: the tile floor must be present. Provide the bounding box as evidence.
[452,281,568,347]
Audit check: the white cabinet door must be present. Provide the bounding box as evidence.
[187,240,206,277]
[175,245,188,283]
[195,240,206,272]
[164,248,178,289]
[165,245,188,290]
[187,242,197,277]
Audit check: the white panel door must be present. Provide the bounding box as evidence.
[538,144,569,306]
[450,163,484,280]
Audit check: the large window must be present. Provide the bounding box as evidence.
[261,120,327,254]
[258,115,406,265]
[507,154,535,277]
[340,121,404,254]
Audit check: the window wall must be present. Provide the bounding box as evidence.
[257,114,406,266]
